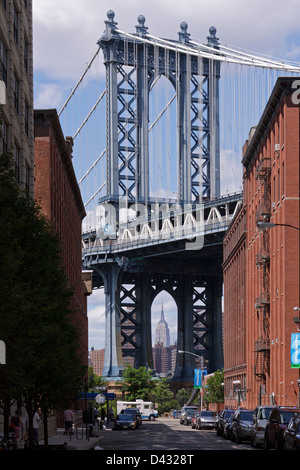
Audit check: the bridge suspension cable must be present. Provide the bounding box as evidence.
[116,28,300,72]
[58,46,101,117]
[73,90,106,140]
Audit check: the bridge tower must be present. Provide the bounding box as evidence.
[86,11,226,382]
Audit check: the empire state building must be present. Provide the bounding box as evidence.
[154,303,170,347]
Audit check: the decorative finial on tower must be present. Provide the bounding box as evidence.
[207,26,219,47]
[103,10,118,37]
[136,15,148,36]
[178,21,190,43]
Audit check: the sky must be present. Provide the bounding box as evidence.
[32,0,300,351]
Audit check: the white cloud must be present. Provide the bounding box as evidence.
[34,82,67,109]
[33,0,300,82]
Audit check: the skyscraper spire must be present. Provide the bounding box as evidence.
[155,302,170,347]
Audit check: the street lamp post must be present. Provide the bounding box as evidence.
[257,221,300,231]
[178,350,206,412]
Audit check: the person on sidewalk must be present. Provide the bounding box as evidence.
[64,408,73,435]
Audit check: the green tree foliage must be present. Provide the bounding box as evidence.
[122,365,156,401]
[203,369,224,404]
[175,388,190,408]
[0,150,85,443]
[153,378,176,415]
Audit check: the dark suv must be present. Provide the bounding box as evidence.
[121,408,142,427]
[264,406,300,450]
[216,409,235,437]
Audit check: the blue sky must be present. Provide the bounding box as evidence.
[33,0,300,350]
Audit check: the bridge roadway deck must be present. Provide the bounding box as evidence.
[82,193,243,284]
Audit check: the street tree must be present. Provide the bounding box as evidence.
[0,150,85,444]
[203,369,224,405]
[122,365,156,401]
[153,378,176,415]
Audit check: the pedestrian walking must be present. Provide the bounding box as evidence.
[33,408,42,441]
[10,410,22,442]
[64,408,73,435]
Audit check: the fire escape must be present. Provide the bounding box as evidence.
[254,157,271,380]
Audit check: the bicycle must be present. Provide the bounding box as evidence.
[23,436,39,449]
[0,432,18,450]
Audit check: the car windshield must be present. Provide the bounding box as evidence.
[261,408,274,419]
[118,415,134,422]
[281,411,300,423]
[201,411,216,417]
[225,410,235,418]
[240,411,254,420]
[123,409,138,414]
[186,410,196,415]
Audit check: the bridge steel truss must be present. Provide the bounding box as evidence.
[84,11,241,382]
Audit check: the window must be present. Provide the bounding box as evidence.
[14,73,19,113]
[1,119,8,154]
[25,102,29,136]
[0,36,7,85]
[24,38,29,72]
[13,4,19,44]
[25,163,30,197]
[14,144,20,183]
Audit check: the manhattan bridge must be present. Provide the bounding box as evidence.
[59,11,300,382]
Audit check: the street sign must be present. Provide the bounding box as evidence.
[291,333,300,368]
[77,392,115,400]
[194,369,202,388]
[194,369,207,388]
[96,394,106,404]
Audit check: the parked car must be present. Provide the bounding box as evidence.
[223,414,234,440]
[264,407,300,450]
[196,410,218,430]
[191,412,200,429]
[183,408,198,425]
[113,412,139,430]
[120,408,142,427]
[231,409,254,444]
[180,406,198,425]
[216,409,235,437]
[250,405,275,448]
[284,415,300,450]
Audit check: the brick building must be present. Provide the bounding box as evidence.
[223,203,247,408]
[90,348,105,376]
[0,0,34,196]
[223,77,300,409]
[34,109,91,368]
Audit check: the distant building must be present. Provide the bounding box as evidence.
[90,347,105,376]
[155,303,170,347]
[0,0,34,196]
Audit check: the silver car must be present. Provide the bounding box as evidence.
[196,410,218,430]
[250,405,275,448]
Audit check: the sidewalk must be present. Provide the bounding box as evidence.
[34,421,116,451]
[44,424,111,451]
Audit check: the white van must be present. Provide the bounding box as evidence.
[117,400,158,420]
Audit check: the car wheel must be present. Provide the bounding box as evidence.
[252,435,258,448]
